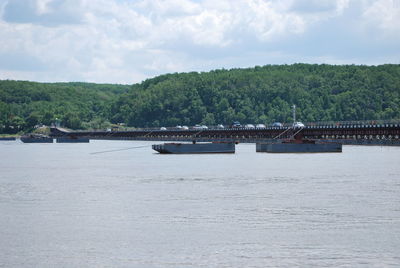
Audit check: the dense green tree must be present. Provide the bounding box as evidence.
[25,111,41,128]
[0,80,129,133]
[111,64,400,127]
[1,64,399,133]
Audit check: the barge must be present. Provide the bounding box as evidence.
[257,104,342,153]
[152,142,235,154]
[0,137,16,141]
[20,134,53,143]
[256,139,342,153]
[56,137,90,143]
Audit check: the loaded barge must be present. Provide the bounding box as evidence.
[0,137,16,141]
[256,104,342,153]
[152,142,235,154]
[20,134,53,143]
[56,137,90,143]
[256,139,342,153]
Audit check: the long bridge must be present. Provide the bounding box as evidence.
[50,120,400,146]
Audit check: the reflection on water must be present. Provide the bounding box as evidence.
[0,140,400,267]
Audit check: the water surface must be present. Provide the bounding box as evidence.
[1,140,399,267]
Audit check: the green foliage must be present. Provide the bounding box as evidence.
[112,64,400,127]
[1,64,399,133]
[81,117,112,130]
[0,80,129,133]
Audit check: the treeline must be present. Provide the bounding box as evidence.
[0,81,129,133]
[111,64,400,127]
[1,64,399,133]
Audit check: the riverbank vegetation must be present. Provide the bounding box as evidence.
[0,81,129,133]
[1,64,399,133]
[112,64,400,127]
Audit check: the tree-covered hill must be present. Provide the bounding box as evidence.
[0,80,129,133]
[1,63,400,133]
[111,64,400,127]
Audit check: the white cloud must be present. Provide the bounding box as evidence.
[135,0,201,17]
[36,0,54,15]
[289,0,349,14]
[247,0,306,39]
[2,0,85,26]
[362,0,400,37]
[0,0,399,84]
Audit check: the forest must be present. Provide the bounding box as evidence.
[0,81,129,133]
[1,63,399,133]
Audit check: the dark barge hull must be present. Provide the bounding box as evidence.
[56,137,90,143]
[20,137,53,143]
[0,137,16,141]
[152,143,235,154]
[256,142,342,153]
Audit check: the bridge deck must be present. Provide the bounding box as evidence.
[50,123,400,145]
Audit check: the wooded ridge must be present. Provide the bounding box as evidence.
[1,63,399,133]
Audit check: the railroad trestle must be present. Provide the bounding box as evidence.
[50,123,400,145]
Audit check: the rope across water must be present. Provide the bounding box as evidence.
[90,145,151,155]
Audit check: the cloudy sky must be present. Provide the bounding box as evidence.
[0,0,399,84]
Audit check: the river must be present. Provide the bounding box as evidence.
[0,140,399,267]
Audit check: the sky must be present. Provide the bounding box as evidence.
[0,0,399,84]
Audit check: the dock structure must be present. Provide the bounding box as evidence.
[50,121,400,146]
